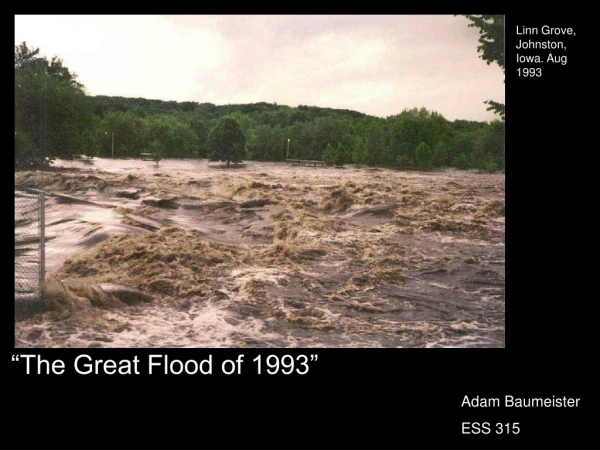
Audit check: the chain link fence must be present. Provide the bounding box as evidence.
[15,190,45,321]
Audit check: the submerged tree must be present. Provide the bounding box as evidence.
[207,117,246,167]
[323,143,346,166]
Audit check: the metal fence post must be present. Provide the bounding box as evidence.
[38,191,45,298]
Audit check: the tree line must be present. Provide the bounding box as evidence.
[15,41,504,172]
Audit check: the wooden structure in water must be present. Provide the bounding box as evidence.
[140,153,153,161]
[286,159,325,167]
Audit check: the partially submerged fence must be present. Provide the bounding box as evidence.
[15,190,45,321]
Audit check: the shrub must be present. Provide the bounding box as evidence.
[415,142,433,169]
[149,139,163,166]
[453,153,471,169]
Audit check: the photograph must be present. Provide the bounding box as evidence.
[14,14,505,348]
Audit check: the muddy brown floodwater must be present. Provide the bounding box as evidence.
[14,158,504,348]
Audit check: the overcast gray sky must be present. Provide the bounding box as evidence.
[15,15,505,121]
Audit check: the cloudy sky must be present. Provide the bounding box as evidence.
[15,15,505,121]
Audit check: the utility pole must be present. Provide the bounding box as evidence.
[39,191,45,297]
[39,64,47,169]
[287,138,290,160]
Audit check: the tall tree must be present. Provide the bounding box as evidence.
[463,15,505,119]
[15,42,82,87]
[15,42,93,168]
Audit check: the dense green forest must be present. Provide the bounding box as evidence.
[15,41,504,172]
